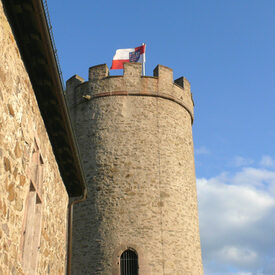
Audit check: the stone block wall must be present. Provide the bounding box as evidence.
[0,2,69,274]
[67,63,203,274]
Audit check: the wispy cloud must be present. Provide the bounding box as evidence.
[197,165,275,275]
[195,146,210,155]
[232,156,254,167]
[260,155,275,168]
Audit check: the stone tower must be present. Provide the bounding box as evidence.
[66,63,203,275]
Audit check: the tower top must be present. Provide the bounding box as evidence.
[66,63,194,123]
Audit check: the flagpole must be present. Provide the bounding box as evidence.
[142,43,146,76]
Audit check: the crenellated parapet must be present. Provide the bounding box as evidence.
[66,63,194,123]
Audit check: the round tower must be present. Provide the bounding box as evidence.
[66,63,203,275]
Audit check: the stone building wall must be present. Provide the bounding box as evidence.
[67,63,203,274]
[0,2,69,274]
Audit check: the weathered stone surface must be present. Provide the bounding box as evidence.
[7,183,16,202]
[2,224,9,236]
[67,63,203,274]
[14,142,21,158]
[7,104,15,117]
[14,197,23,212]
[3,157,11,172]
[0,2,69,274]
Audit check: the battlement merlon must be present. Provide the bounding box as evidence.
[66,63,194,123]
[174,77,191,92]
[66,74,85,88]
[89,64,109,81]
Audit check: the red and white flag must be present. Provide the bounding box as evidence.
[111,44,146,70]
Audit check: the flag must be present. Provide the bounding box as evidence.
[111,44,146,70]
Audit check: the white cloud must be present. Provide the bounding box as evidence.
[232,156,254,167]
[260,155,275,168]
[197,166,275,275]
[233,168,275,192]
[219,246,258,266]
[195,146,210,155]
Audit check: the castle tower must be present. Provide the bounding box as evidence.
[66,63,203,275]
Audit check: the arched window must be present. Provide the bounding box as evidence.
[120,249,138,275]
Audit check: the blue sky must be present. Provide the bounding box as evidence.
[47,1,275,274]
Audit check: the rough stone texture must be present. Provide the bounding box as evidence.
[67,63,203,274]
[0,2,69,274]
